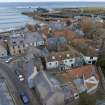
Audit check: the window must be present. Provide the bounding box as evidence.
[92,61,96,64]
[19,50,21,54]
[30,43,33,46]
[20,40,23,43]
[69,60,72,62]
[13,46,15,49]
[14,50,15,54]
[90,56,93,59]
[23,44,25,48]
[52,56,55,59]
[25,44,28,47]
[88,61,91,64]
[55,62,58,65]
[65,60,67,63]
[71,64,73,67]
[12,41,16,44]
[49,63,52,65]
[66,54,70,57]
[34,42,36,46]
[18,45,20,48]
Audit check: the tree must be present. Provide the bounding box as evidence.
[97,57,105,75]
[78,92,96,105]
[80,17,94,35]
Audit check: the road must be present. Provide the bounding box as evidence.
[0,62,40,105]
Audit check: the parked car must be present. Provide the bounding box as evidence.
[20,92,30,104]
[15,70,24,81]
[5,57,12,63]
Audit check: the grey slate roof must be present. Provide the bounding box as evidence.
[48,22,64,31]
[24,32,44,44]
[48,36,67,45]
[9,31,44,46]
[9,33,24,46]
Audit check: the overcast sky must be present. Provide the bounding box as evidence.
[0,0,104,2]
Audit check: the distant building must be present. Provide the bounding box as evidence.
[45,50,80,70]
[36,7,49,13]
[48,21,65,31]
[72,38,98,65]
[8,33,25,55]
[83,46,98,65]
[8,31,45,56]
[47,36,68,52]
[0,45,7,58]
[24,32,45,47]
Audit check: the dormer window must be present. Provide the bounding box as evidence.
[67,54,70,57]
[12,41,16,44]
[90,57,93,59]
[59,55,61,58]
[52,56,55,59]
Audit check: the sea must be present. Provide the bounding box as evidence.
[0,2,105,32]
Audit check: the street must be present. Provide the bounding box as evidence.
[0,62,40,105]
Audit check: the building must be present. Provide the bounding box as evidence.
[48,21,65,31]
[55,65,99,94]
[47,36,68,52]
[72,38,98,64]
[28,70,78,105]
[83,46,98,65]
[8,32,25,55]
[24,31,45,47]
[61,65,99,94]
[0,45,7,58]
[8,31,45,55]
[36,7,49,13]
[45,50,81,70]
[53,28,77,41]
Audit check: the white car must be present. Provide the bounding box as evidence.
[15,70,24,82]
[5,57,12,63]
[18,75,24,81]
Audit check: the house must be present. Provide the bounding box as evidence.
[47,36,68,52]
[53,28,77,41]
[24,31,45,47]
[72,38,98,64]
[48,21,65,31]
[72,65,99,93]
[8,33,25,55]
[8,31,45,55]
[45,50,80,70]
[82,46,98,65]
[36,7,49,13]
[0,45,7,58]
[33,71,64,105]
[28,70,78,105]
[75,29,85,36]
[63,65,99,94]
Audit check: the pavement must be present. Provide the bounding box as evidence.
[0,79,15,105]
[0,62,40,105]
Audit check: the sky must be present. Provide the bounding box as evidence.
[0,0,104,2]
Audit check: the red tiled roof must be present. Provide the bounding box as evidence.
[69,65,99,80]
[53,29,77,40]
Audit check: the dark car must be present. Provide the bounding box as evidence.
[20,92,30,104]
